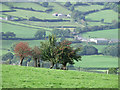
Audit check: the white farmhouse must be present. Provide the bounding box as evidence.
[74,35,82,40]
[67,14,71,18]
[90,38,108,44]
[52,13,58,16]
[58,13,63,17]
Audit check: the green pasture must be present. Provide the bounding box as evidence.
[49,2,71,14]
[81,29,118,39]
[2,40,44,50]
[71,42,108,53]
[87,21,106,26]
[5,2,47,11]
[2,20,53,31]
[2,65,118,88]
[1,4,11,11]
[75,5,104,12]
[2,22,51,38]
[86,10,118,23]
[93,45,108,53]
[19,21,79,27]
[75,55,118,68]
[3,2,71,20]
[4,9,56,19]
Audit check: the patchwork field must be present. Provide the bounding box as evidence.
[19,21,80,27]
[1,4,11,11]
[86,10,118,23]
[75,5,104,12]
[81,29,118,39]
[2,65,118,88]
[74,55,118,68]
[5,2,47,11]
[92,45,108,53]
[87,21,106,26]
[2,40,44,50]
[2,22,51,38]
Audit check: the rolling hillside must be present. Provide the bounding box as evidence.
[2,65,118,88]
[1,2,119,69]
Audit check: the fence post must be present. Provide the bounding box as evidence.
[78,66,80,71]
[106,70,108,74]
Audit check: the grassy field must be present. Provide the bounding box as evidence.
[3,2,71,20]
[2,65,118,88]
[81,29,118,39]
[92,45,108,53]
[75,5,104,12]
[4,9,56,19]
[87,21,106,26]
[2,40,44,50]
[19,21,80,27]
[1,4,11,11]
[2,22,51,38]
[49,2,71,14]
[86,10,118,23]
[5,2,47,11]
[74,55,118,68]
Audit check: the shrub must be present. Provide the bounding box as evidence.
[108,68,118,74]
[2,52,14,61]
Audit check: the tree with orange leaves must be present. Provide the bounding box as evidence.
[57,40,81,70]
[14,42,31,66]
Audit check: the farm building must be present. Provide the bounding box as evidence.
[52,13,58,16]
[67,14,71,18]
[90,38,109,44]
[74,35,82,40]
[52,13,71,18]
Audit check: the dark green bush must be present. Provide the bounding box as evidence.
[108,68,118,74]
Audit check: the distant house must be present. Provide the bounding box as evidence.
[52,13,58,16]
[74,35,82,40]
[90,38,109,44]
[52,13,71,18]
[58,13,63,17]
[67,14,71,18]
[5,16,14,20]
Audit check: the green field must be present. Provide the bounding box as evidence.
[93,45,108,53]
[1,4,11,11]
[2,65,118,88]
[4,9,56,19]
[1,40,45,56]
[87,21,106,26]
[5,2,47,11]
[75,55,118,68]
[19,21,80,27]
[49,3,71,14]
[3,2,71,20]
[86,10,118,23]
[2,22,51,38]
[75,5,104,12]
[81,29,118,39]
[2,40,44,50]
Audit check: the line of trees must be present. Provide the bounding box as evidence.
[1,32,16,39]
[14,35,81,70]
[102,45,120,57]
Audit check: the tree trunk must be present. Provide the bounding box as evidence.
[55,63,58,69]
[62,63,67,70]
[34,58,37,67]
[37,59,40,67]
[19,57,24,66]
[50,62,54,69]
